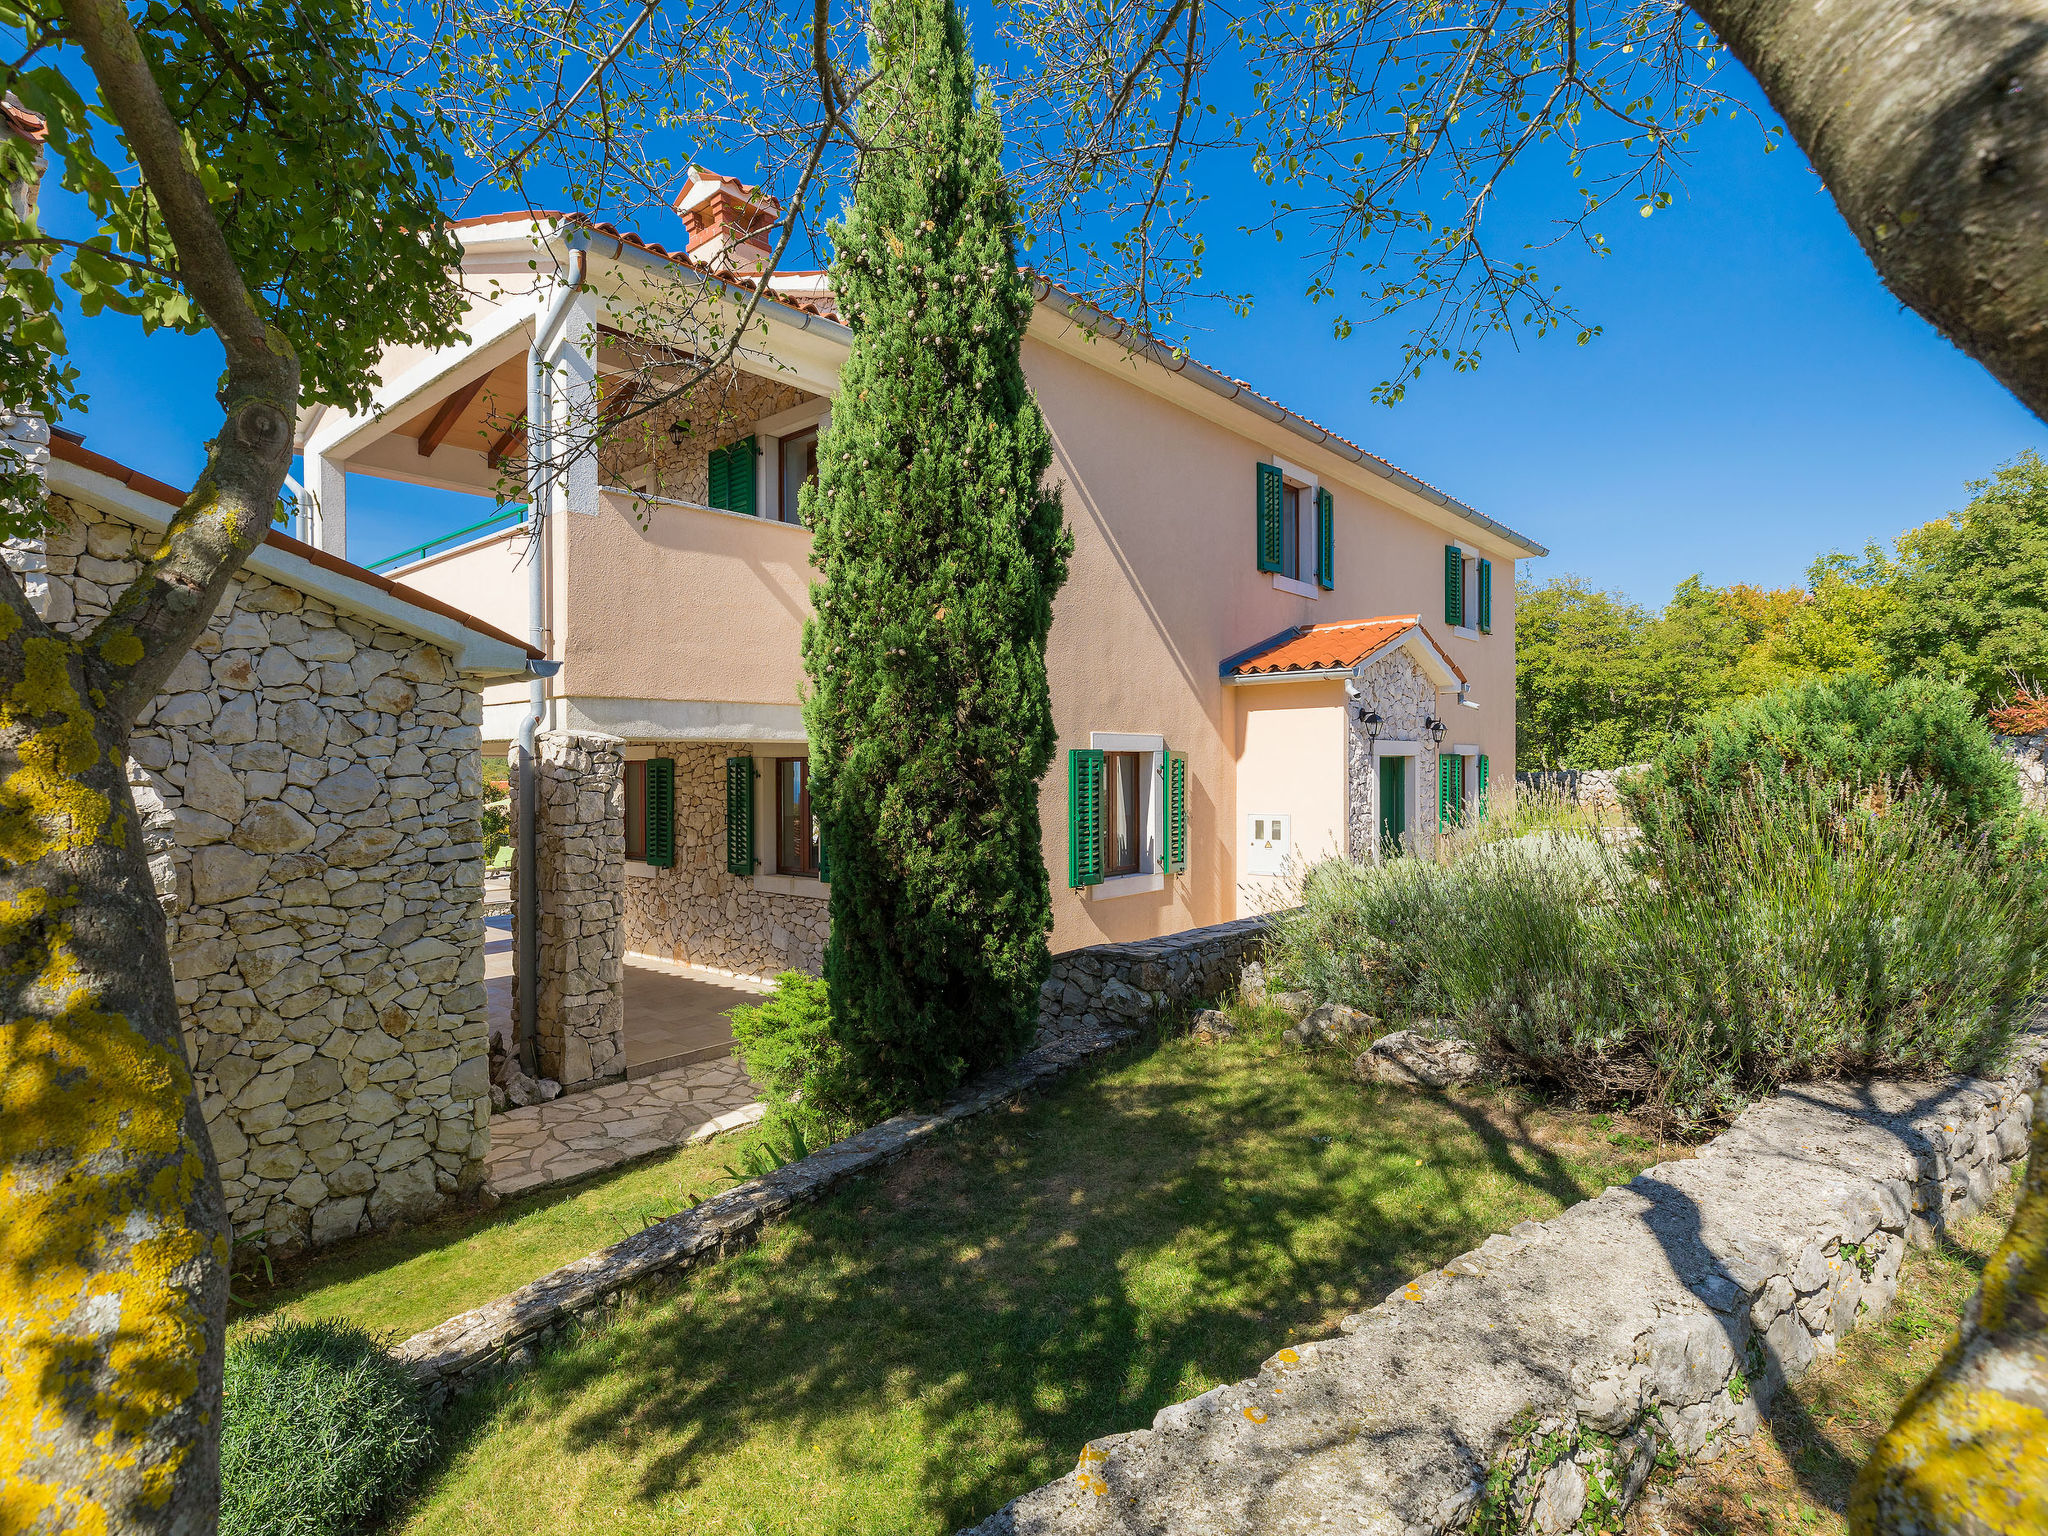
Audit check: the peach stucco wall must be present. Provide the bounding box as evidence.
[1233,683,1350,913]
[1024,334,1518,950]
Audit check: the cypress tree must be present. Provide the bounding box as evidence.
[800,0,1071,1113]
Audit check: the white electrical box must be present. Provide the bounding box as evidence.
[1245,813,1292,877]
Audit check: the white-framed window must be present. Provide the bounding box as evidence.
[1086,731,1167,897]
[1264,456,1324,600]
[752,401,831,525]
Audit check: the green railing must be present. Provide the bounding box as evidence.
[368,505,527,573]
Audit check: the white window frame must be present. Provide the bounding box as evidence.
[1452,744,1483,820]
[751,753,829,899]
[1267,455,1322,600]
[620,744,663,880]
[1088,731,1167,898]
[1448,540,1479,640]
[754,401,831,525]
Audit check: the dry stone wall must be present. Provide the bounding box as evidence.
[1037,918,1269,1036]
[1517,763,1647,814]
[9,492,492,1255]
[964,1028,2047,1536]
[1998,732,2048,813]
[621,743,829,977]
[526,731,626,1088]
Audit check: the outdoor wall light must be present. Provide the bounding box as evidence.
[666,418,689,448]
[1359,710,1383,740]
[1426,716,1446,743]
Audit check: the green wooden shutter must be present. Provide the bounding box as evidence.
[1438,754,1454,832]
[1165,751,1188,874]
[730,435,757,516]
[724,755,755,875]
[1315,487,1334,590]
[1068,748,1104,887]
[1477,753,1490,821]
[1444,545,1463,627]
[1256,463,1284,573]
[645,758,676,867]
[1478,558,1493,633]
[707,443,728,511]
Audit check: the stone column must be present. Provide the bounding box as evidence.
[528,730,626,1089]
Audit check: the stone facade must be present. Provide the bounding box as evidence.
[528,731,626,1088]
[596,367,817,508]
[1997,731,2048,813]
[967,1027,2047,1536]
[12,492,493,1255]
[621,742,830,977]
[1344,646,1443,858]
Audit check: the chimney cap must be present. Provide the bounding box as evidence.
[674,165,780,261]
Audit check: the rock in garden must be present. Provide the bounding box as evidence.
[1357,1029,1491,1089]
[537,1078,563,1102]
[1190,1009,1235,1044]
[1238,960,1267,999]
[1270,990,1315,1020]
[1302,1003,1375,1045]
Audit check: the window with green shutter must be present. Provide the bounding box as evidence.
[1256,463,1284,573]
[1164,750,1188,873]
[1477,753,1490,821]
[645,758,676,867]
[1478,558,1493,633]
[708,436,759,515]
[1315,487,1334,590]
[1444,545,1463,627]
[1438,753,1466,832]
[724,755,755,875]
[1068,748,1105,887]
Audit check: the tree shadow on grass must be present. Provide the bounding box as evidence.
[428,1040,1667,1534]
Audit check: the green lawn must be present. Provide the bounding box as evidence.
[232,1123,775,1342]
[375,1022,1681,1536]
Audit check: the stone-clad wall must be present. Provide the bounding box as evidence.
[15,492,491,1255]
[1037,917,1270,1036]
[622,742,830,978]
[1344,648,1440,858]
[528,731,626,1088]
[1516,763,1648,813]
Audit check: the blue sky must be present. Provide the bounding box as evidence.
[45,56,2047,605]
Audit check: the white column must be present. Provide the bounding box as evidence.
[554,289,603,518]
[303,450,347,554]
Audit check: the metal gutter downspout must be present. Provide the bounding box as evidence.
[514,244,587,1077]
[1026,277,1550,559]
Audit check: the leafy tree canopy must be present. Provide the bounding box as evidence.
[1517,454,2047,770]
[0,0,465,527]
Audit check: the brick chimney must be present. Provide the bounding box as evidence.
[673,166,779,274]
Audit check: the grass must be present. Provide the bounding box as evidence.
[230,1122,777,1342]
[374,1015,1684,1536]
[1629,1179,2020,1536]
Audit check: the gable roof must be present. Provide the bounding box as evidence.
[45,436,544,673]
[448,207,1546,557]
[1221,615,1467,687]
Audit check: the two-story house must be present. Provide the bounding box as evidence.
[294,169,1546,998]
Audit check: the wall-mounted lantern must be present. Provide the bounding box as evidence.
[1426,716,1446,744]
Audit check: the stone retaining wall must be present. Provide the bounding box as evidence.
[1037,916,1270,1035]
[1999,731,2048,813]
[1517,763,1647,813]
[12,491,492,1255]
[965,1028,2046,1535]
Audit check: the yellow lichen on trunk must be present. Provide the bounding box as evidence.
[0,632,217,1533]
[1851,1060,2048,1534]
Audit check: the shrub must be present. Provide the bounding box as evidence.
[220,1318,436,1536]
[1626,673,2025,852]
[1270,781,2048,1125]
[1990,686,2048,736]
[727,972,863,1144]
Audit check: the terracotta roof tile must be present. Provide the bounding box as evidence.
[1222,614,1465,686]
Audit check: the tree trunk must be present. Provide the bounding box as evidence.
[1686,0,2048,424]
[0,597,232,1529]
[1850,1059,2048,1532]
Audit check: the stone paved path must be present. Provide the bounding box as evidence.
[484,1058,763,1198]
